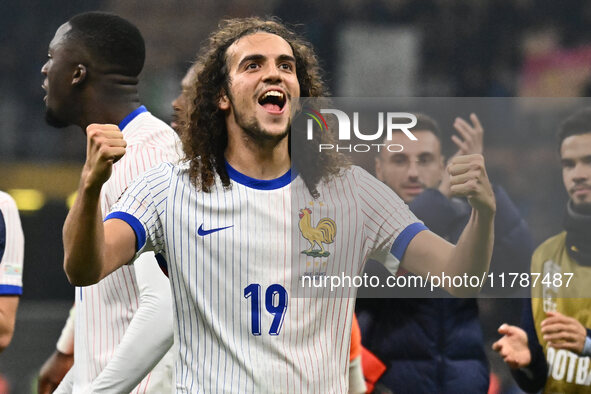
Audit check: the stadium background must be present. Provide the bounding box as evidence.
[1,0,590,392]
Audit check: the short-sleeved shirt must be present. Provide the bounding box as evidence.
[107,162,426,393]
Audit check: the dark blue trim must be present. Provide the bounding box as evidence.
[225,161,294,190]
[390,222,428,260]
[155,253,169,277]
[119,105,147,131]
[105,211,146,252]
[0,285,22,295]
[0,210,5,263]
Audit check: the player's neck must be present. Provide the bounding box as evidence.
[79,80,141,129]
[79,97,141,130]
[225,133,290,180]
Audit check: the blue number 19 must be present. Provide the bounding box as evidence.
[244,283,288,336]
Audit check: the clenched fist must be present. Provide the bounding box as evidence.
[82,124,127,192]
[447,154,495,216]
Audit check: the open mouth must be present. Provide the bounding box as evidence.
[42,83,48,102]
[258,90,286,113]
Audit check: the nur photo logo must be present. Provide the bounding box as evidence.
[302,106,418,152]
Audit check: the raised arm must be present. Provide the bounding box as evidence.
[401,154,495,296]
[63,124,136,286]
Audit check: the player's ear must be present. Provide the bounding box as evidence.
[72,64,87,86]
[218,89,230,111]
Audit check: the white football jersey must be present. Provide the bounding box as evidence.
[108,162,424,393]
[0,191,24,295]
[71,107,181,393]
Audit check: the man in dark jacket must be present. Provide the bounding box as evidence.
[356,113,533,393]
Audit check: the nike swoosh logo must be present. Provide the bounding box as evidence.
[197,224,233,236]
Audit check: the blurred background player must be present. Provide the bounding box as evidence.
[0,190,24,353]
[493,108,591,393]
[356,113,532,393]
[37,11,179,393]
[170,62,199,135]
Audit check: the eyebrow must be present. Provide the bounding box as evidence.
[236,54,296,70]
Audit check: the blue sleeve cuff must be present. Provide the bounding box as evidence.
[390,222,428,261]
[0,285,22,295]
[104,211,146,252]
[583,336,591,357]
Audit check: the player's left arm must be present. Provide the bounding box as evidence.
[540,311,590,355]
[401,154,495,297]
[89,252,173,392]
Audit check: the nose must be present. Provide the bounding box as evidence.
[41,61,48,76]
[572,162,590,182]
[262,64,282,84]
[407,160,419,179]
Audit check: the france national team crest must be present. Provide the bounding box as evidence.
[298,207,336,258]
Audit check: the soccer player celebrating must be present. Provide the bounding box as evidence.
[38,12,179,394]
[62,18,496,392]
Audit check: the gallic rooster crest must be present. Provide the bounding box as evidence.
[298,207,337,258]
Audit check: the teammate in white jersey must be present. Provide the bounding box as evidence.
[62,18,496,393]
[38,12,178,394]
[0,191,24,353]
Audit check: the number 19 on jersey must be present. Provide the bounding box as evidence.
[244,283,288,336]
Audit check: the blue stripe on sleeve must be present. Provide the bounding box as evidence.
[0,285,22,295]
[104,211,146,252]
[390,222,428,261]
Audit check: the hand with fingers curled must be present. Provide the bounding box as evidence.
[439,113,485,198]
[447,154,496,216]
[492,324,532,369]
[540,311,587,354]
[82,123,127,192]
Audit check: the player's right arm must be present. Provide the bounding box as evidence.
[63,124,135,286]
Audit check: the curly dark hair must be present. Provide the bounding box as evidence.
[179,17,347,197]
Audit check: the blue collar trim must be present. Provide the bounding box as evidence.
[225,161,295,190]
[119,105,147,131]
